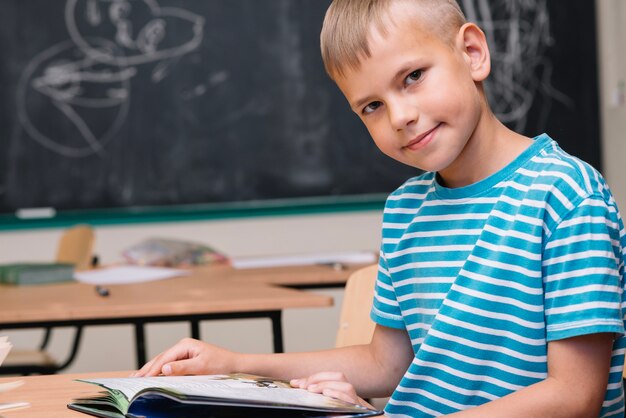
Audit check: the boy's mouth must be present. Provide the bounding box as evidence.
[405,123,441,150]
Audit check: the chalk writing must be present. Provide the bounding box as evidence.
[16,0,204,158]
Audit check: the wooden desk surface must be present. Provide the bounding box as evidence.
[0,263,358,325]
[189,262,369,286]
[0,371,129,417]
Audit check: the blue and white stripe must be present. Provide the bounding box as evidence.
[373,134,626,417]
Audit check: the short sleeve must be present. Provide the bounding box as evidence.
[370,248,405,329]
[543,195,625,342]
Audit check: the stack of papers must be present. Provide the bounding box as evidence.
[0,336,11,366]
[0,336,29,412]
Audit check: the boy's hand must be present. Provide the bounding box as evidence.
[131,337,236,377]
[290,371,375,409]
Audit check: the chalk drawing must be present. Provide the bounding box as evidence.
[460,0,574,132]
[16,0,205,158]
[65,0,204,67]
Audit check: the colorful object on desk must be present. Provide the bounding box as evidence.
[0,262,75,285]
[122,237,228,267]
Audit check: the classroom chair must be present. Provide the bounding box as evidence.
[335,264,390,408]
[335,264,377,348]
[0,225,95,375]
[56,224,97,271]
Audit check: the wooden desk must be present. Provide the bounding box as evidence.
[0,264,363,370]
[0,371,128,417]
[189,263,367,288]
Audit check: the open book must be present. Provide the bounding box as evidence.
[68,373,383,417]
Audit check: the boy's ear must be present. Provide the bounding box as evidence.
[456,23,491,82]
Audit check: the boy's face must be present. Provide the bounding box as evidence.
[333,4,486,175]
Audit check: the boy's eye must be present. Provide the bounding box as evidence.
[405,69,423,86]
[362,101,382,115]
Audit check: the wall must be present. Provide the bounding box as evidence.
[597,0,626,210]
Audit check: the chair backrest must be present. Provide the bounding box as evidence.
[335,264,378,348]
[55,225,95,271]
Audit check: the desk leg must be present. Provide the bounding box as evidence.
[134,322,146,368]
[190,320,200,339]
[270,311,284,353]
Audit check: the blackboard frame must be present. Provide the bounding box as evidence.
[0,194,387,231]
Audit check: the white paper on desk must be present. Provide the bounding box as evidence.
[0,401,30,411]
[230,251,377,269]
[74,266,189,285]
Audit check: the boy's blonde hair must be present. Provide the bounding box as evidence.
[320,0,466,79]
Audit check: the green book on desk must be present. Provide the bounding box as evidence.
[0,263,75,285]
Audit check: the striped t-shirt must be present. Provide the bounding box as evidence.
[373,134,626,417]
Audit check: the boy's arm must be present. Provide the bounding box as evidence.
[447,332,614,418]
[133,324,414,398]
[246,324,414,398]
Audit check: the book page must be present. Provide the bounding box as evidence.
[79,375,370,412]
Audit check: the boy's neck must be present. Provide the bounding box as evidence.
[438,109,533,189]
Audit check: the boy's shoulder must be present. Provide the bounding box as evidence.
[527,135,611,202]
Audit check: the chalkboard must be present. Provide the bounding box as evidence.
[0,0,600,227]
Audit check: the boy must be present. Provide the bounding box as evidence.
[135,0,626,416]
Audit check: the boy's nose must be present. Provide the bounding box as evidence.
[388,99,418,131]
